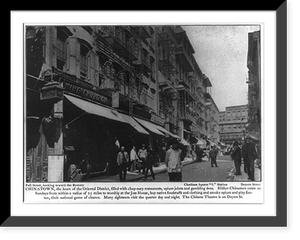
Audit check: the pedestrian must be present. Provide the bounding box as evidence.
[165,139,183,182]
[209,145,218,167]
[241,139,248,173]
[231,140,242,175]
[142,145,155,181]
[138,144,148,174]
[196,147,204,162]
[159,145,167,163]
[241,135,258,181]
[130,146,139,172]
[117,146,129,181]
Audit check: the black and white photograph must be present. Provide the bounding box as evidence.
[25,25,261,184]
[6,5,289,230]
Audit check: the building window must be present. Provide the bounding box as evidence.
[56,27,69,71]
[56,39,66,70]
[80,55,88,80]
[150,56,155,83]
[80,43,90,81]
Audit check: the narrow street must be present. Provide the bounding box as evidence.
[139,155,234,182]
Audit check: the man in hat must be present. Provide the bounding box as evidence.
[241,135,258,181]
[196,146,204,162]
[142,145,155,181]
[209,145,218,167]
[165,138,183,181]
[231,140,242,175]
[138,144,148,174]
[117,146,129,181]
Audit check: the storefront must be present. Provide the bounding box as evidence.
[63,94,151,181]
[26,78,181,182]
[133,116,180,165]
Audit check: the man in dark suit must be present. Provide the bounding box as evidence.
[117,146,129,181]
[231,140,242,175]
[241,135,258,181]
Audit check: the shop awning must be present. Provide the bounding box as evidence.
[179,138,190,146]
[194,137,205,145]
[207,139,217,146]
[65,94,128,124]
[155,125,181,139]
[133,117,165,136]
[246,132,260,141]
[120,114,149,135]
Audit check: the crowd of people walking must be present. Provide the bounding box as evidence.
[114,138,187,182]
[114,134,260,182]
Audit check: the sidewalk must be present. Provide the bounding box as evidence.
[229,163,261,182]
[89,157,196,182]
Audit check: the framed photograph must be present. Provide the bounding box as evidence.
[6,2,286,227]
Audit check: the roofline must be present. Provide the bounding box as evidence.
[225,104,248,110]
[176,26,195,54]
[209,96,220,112]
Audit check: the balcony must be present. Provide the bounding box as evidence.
[187,71,195,78]
[159,53,176,71]
[159,73,175,91]
[133,54,151,75]
[100,26,139,63]
[182,112,196,124]
[176,44,194,71]
[133,26,153,40]
[159,31,176,50]
[177,74,189,88]
[204,92,212,101]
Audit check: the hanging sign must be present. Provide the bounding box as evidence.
[112,91,119,108]
[64,81,111,106]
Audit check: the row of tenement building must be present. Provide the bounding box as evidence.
[26,25,220,182]
[26,26,261,182]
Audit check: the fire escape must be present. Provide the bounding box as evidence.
[99,26,139,63]
[157,28,180,133]
[95,25,154,117]
[158,30,177,90]
[131,26,153,78]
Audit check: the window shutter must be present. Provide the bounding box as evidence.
[66,37,79,77]
[75,40,81,78]
[87,51,92,83]
[87,51,96,84]
[94,54,99,87]
[52,27,57,68]
[65,39,70,71]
